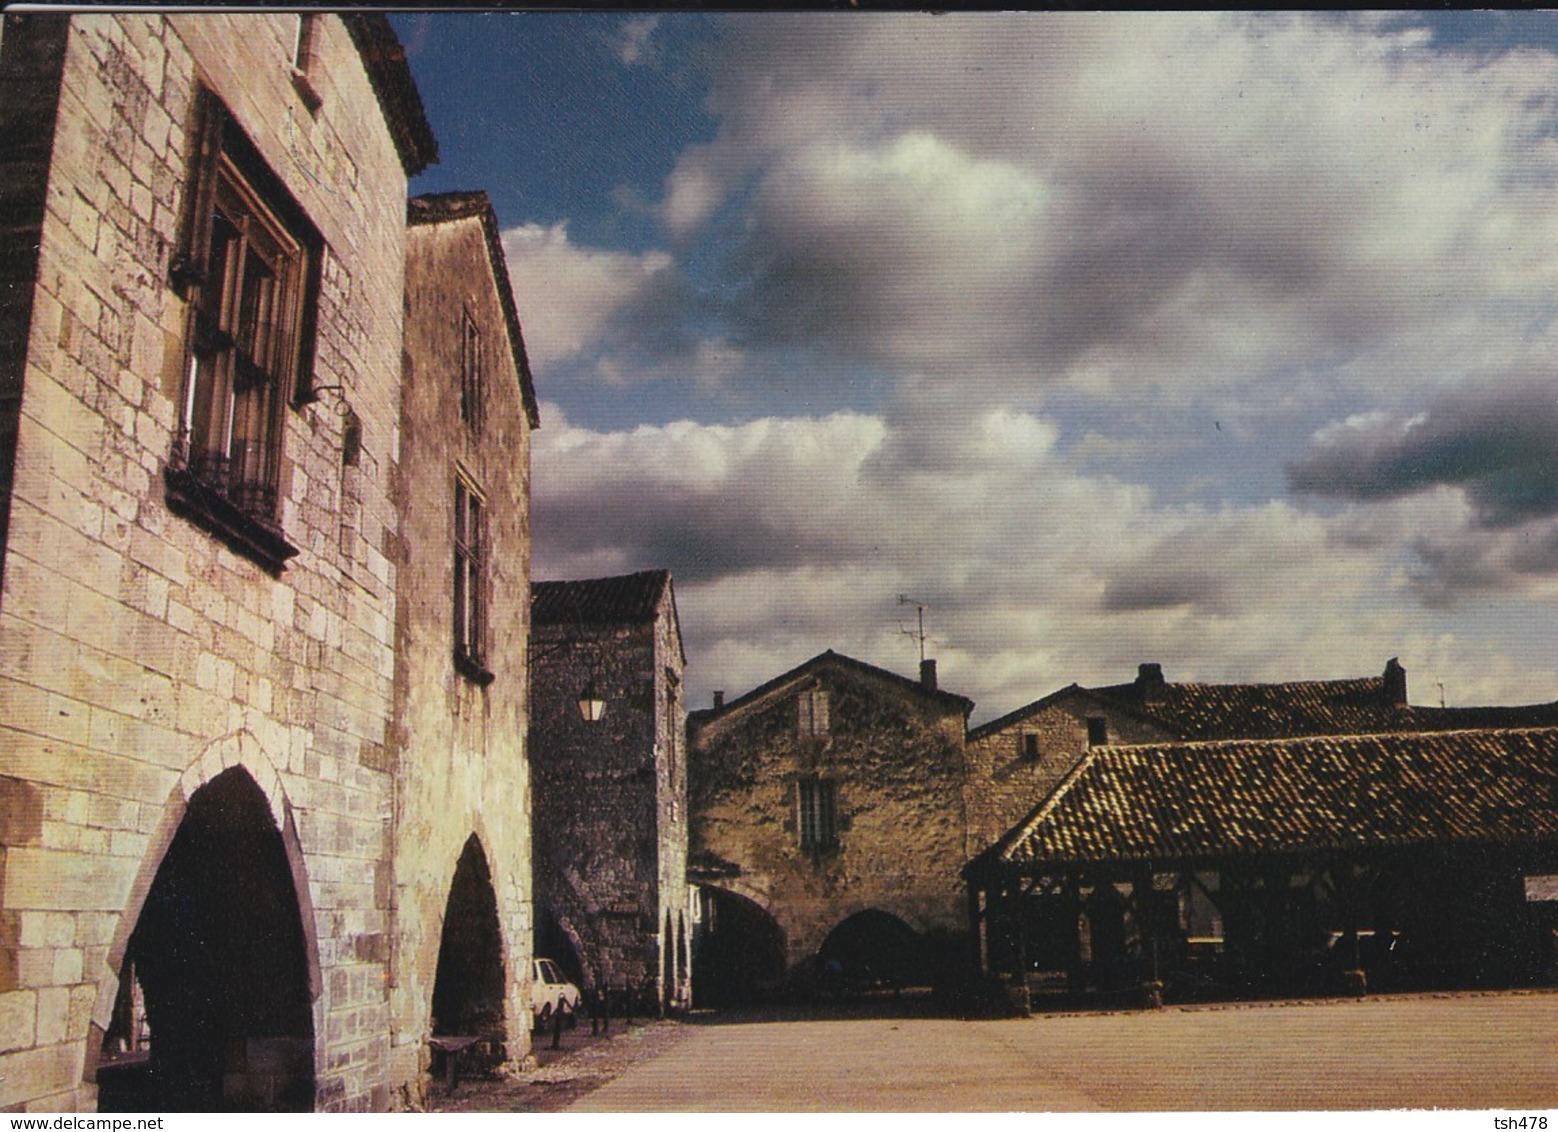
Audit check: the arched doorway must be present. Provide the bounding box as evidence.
[97,768,315,1112]
[430,837,506,1071]
[817,910,929,995]
[692,888,786,1007]
[534,906,588,993]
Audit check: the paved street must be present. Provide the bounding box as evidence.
[554,991,1558,1112]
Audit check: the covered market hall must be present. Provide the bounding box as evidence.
[965,727,1558,1008]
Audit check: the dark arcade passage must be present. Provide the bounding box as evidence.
[430,836,507,1072]
[97,768,315,1112]
[692,888,786,1008]
[817,909,931,996]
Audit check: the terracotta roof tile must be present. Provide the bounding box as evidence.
[532,570,670,627]
[982,727,1558,871]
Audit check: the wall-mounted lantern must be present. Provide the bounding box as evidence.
[577,678,607,723]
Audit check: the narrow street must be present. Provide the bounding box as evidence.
[438,990,1558,1112]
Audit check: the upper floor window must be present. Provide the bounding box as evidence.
[798,776,837,851]
[453,476,492,685]
[166,91,319,571]
[460,309,483,430]
[798,689,829,738]
[1087,717,1109,747]
[1022,733,1040,761]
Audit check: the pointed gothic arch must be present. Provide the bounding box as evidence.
[94,758,317,1111]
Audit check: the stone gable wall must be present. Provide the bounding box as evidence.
[390,211,533,1101]
[689,664,969,967]
[0,14,410,1111]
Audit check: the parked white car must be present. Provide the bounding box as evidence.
[530,958,582,1029]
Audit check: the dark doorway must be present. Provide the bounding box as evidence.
[817,909,929,994]
[98,768,315,1112]
[692,888,786,1007]
[430,836,506,1069]
[534,907,587,992]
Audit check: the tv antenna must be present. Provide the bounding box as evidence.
[897,594,931,664]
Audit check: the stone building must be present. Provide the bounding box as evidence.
[964,659,1558,858]
[686,651,974,1002]
[529,570,691,1014]
[0,12,538,1112]
[389,191,540,1099]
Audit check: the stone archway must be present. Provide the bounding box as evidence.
[692,887,786,1008]
[817,909,930,994]
[96,767,316,1112]
[429,836,506,1070]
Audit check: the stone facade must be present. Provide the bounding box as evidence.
[0,13,539,1113]
[389,192,540,1102]
[963,684,1175,859]
[529,571,690,1013]
[687,652,973,997]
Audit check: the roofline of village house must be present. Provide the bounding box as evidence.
[343,14,439,176]
[408,190,542,429]
[690,648,976,730]
[964,681,1187,745]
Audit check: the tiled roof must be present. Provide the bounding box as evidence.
[532,570,671,627]
[408,191,540,428]
[1410,703,1558,730]
[1092,675,1411,740]
[977,727,1558,872]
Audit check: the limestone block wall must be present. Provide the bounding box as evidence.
[390,206,533,1102]
[689,659,970,969]
[0,13,412,1111]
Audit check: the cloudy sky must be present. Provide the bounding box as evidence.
[394,10,1558,724]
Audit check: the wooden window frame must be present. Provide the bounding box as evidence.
[165,90,320,573]
[453,475,493,685]
[797,776,838,852]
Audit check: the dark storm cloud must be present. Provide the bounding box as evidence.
[1100,571,1230,616]
[1287,381,1558,527]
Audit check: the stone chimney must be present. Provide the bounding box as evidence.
[712,690,724,711]
[1136,662,1166,701]
[1383,658,1407,705]
[920,659,938,691]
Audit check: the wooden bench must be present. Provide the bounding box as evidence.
[427,1034,484,1094]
